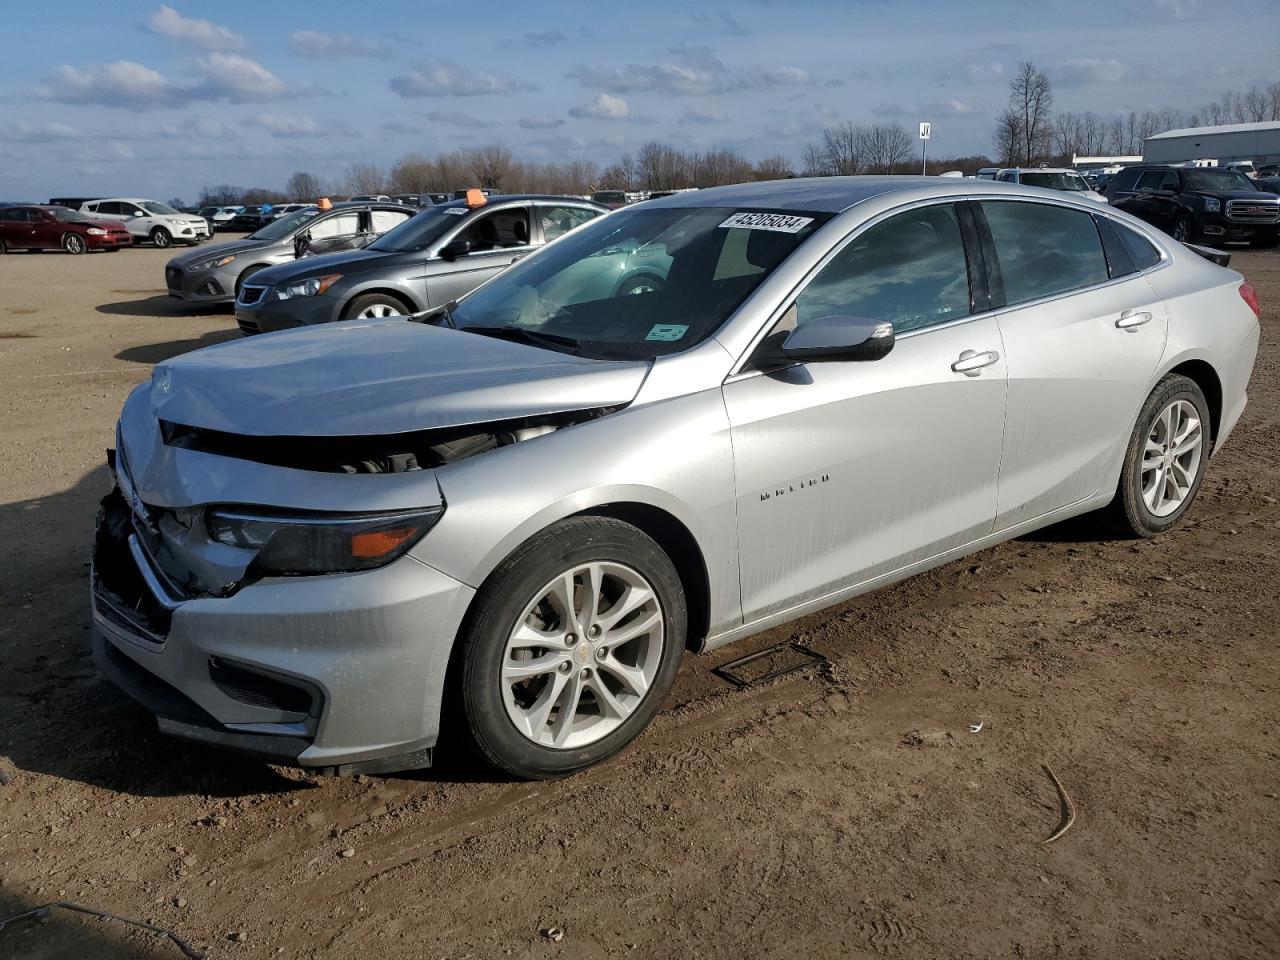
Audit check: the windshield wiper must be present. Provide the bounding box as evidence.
[407,300,457,328]
[462,325,580,353]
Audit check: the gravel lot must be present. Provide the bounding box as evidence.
[1,241,1277,960]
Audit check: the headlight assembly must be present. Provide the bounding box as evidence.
[192,253,238,271]
[86,228,107,236]
[1204,198,1221,213]
[207,506,443,575]
[276,274,343,299]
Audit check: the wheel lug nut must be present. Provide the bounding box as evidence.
[565,634,576,644]
[596,646,607,660]
[588,625,601,638]
[559,662,571,673]
[580,667,591,679]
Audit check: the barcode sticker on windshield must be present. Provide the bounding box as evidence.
[719,212,813,233]
[443,207,468,215]
[645,324,689,342]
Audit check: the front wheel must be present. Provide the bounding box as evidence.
[457,517,686,779]
[62,232,87,255]
[342,293,409,320]
[616,274,664,296]
[1170,214,1196,244]
[1109,374,1210,537]
[150,227,172,249]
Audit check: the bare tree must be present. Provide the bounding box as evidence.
[693,149,753,186]
[636,141,690,190]
[1009,61,1053,165]
[344,162,385,196]
[753,154,795,180]
[1053,112,1079,160]
[801,142,829,177]
[822,122,861,175]
[284,171,323,200]
[389,153,436,193]
[857,124,912,173]
[993,108,1023,166]
[464,144,516,191]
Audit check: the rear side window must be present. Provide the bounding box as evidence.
[980,201,1109,306]
[1115,221,1162,270]
[1094,217,1136,279]
[795,204,971,335]
[539,205,600,242]
[370,209,411,233]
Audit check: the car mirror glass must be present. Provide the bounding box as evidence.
[439,240,471,261]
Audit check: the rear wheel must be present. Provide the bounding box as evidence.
[150,227,172,249]
[1109,374,1210,537]
[616,274,664,296]
[62,232,87,255]
[457,517,686,779]
[234,265,267,298]
[342,293,410,321]
[1170,214,1196,244]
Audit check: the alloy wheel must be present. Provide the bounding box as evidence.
[356,303,402,319]
[64,234,85,254]
[501,561,665,750]
[1141,399,1202,517]
[1172,218,1191,242]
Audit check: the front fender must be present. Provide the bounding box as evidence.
[415,388,743,639]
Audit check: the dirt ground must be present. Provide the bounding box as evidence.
[0,239,1277,960]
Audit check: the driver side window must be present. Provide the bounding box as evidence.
[458,208,530,252]
[793,204,971,335]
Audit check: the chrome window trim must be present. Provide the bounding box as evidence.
[725,193,1173,380]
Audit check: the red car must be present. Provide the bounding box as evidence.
[0,205,133,254]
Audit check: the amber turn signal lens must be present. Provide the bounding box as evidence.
[350,526,420,559]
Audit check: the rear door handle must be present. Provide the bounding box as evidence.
[1116,310,1152,330]
[951,349,1000,376]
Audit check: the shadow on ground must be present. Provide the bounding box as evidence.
[95,295,231,321]
[0,890,206,960]
[115,329,239,365]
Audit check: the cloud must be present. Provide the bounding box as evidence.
[37,54,289,108]
[173,115,235,137]
[423,109,494,129]
[289,30,390,58]
[1051,58,1133,86]
[963,61,1003,83]
[10,120,83,142]
[390,61,534,97]
[679,106,730,124]
[569,46,809,96]
[691,12,749,36]
[518,116,565,130]
[521,29,567,47]
[1149,0,1199,19]
[251,113,326,138]
[379,120,424,135]
[145,4,245,51]
[569,93,630,120]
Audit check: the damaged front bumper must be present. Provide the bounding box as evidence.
[92,388,476,773]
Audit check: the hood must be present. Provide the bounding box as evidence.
[78,217,128,230]
[168,236,274,266]
[251,247,389,287]
[1188,188,1280,202]
[149,317,650,437]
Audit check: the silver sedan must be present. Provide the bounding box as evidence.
[94,177,1260,778]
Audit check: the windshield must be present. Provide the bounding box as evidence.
[447,206,827,360]
[368,206,463,253]
[1183,169,1258,193]
[49,207,83,221]
[249,208,323,241]
[1020,172,1090,192]
[141,201,180,215]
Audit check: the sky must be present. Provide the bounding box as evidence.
[0,0,1265,202]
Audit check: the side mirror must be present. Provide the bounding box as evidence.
[439,239,471,261]
[294,232,310,257]
[756,317,895,369]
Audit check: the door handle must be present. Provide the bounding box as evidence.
[1116,310,1152,330]
[951,349,1000,376]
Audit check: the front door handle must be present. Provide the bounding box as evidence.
[1116,310,1152,330]
[951,349,1000,376]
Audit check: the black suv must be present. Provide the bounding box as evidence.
[1107,165,1279,247]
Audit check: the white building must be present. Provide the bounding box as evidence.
[1143,121,1280,166]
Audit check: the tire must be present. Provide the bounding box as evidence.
[0,236,6,254]
[150,227,172,249]
[62,232,87,255]
[342,292,411,321]
[456,516,686,779]
[1109,374,1210,537]
[1170,214,1196,244]
[616,274,664,296]
[234,265,267,297]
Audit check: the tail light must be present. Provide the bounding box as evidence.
[1239,282,1260,320]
